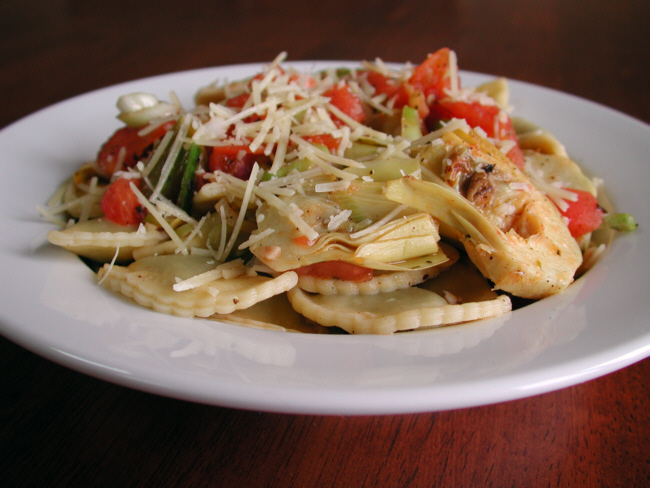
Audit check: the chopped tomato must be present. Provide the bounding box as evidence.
[225,92,251,109]
[427,100,499,136]
[364,71,409,108]
[245,71,269,88]
[323,84,366,124]
[505,144,525,170]
[303,134,341,152]
[405,86,431,120]
[289,73,317,89]
[96,122,174,179]
[294,261,374,282]
[100,178,145,226]
[427,100,525,169]
[208,145,270,180]
[224,93,264,124]
[409,48,453,101]
[558,189,604,238]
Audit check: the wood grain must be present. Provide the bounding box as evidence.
[1,1,648,486]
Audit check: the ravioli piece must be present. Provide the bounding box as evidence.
[97,254,298,318]
[513,117,568,157]
[287,286,510,335]
[523,151,597,196]
[298,267,437,296]
[513,117,595,196]
[418,253,503,303]
[47,218,166,263]
[131,209,249,261]
[60,175,105,220]
[297,243,459,295]
[213,293,336,334]
[287,257,511,334]
[475,77,510,109]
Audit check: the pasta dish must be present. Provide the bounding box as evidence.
[39,49,635,334]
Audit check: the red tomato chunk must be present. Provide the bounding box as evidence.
[303,134,341,152]
[558,189,604,238]
[364,71,409,108]
[323,84,366,124]
[295,261,374,282]
[427,100,525,170]
[100,178,145,226]
[96,122,173,178]
[209,145,270,180]
[409,47,453,100]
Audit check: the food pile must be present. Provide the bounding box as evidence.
[40,49,635,334]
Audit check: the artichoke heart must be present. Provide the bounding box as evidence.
[250,190,448,272]
[343,156,421,181]
[353,213,440,263]
[388,128,582,299]
[47,217,166,263]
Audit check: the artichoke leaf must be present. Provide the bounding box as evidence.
[333,180,401,223]
[353,248,451,271]
[385,164,582,299]
[353,213,441,263]
[251,189,446,272]
[343,157,420,181]
[384,177,508,253]
[355,236,439,263]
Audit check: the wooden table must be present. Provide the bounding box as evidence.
[1,1,648,486]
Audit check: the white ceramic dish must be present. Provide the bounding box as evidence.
[0,62,648,415]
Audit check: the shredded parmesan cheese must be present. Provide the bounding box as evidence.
[350,204,408,239]
[219,163,261,260]
[149,115,193,202]
[129,182,188,254]
[172,259,246,292]
[315,180,351,193]
[327,209,352,231]
[238,227,275,250]
[523,161,579,211]
[97,243,121,286]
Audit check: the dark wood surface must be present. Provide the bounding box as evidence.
[1,1,648,486]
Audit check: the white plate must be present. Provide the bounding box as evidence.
[1,62,648,415]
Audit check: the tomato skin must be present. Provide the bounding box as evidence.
[324,84,366,124]
[208,145,269,180]
[505,144,525,170]
[225,92,250,109]
[558,189,604,238]
[427,100,500,136]
[96,122,173,179]
[294,261,374,282]
[224,93,265,124]
[409,47,453,100]
[100,178,145,226]
[365,71,410,108]
[427,99,525,169]
[303,134,341,152]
